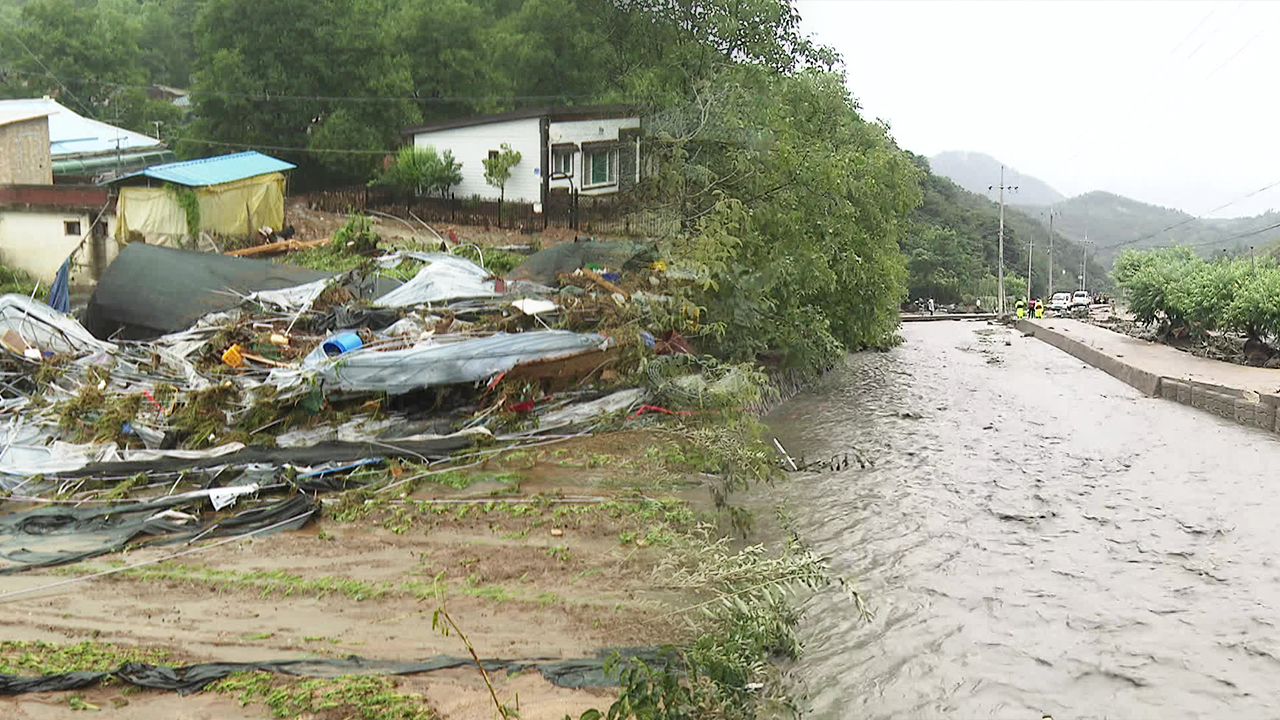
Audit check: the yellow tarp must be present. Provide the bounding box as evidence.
[115,173,287,242]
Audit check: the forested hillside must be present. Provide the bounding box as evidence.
[1023,192,1280,263]
[903,155,1108,304]
[929,151,1065,207]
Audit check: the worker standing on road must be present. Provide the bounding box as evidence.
[928,298,935,316]
[1034,298,1044,318]
[1015,298,1026,318]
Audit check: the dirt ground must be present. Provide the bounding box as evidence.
[285,202,621,250]
[0,432,711,719]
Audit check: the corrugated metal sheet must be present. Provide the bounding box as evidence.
[53,149,177,177]
[117,151,297,187]
[0,98,165,157]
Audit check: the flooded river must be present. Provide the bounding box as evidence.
[769,321,1280,719]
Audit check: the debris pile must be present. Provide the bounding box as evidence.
[0,238,707,572]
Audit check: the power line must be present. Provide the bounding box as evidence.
[1182,219,1280,250]
[1056,5,1229,166]
[0,68,599,104]
[3,32,96,118]
[180,138,394,154]
[1098,176,1280,251]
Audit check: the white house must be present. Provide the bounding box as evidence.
[402,105,642,205]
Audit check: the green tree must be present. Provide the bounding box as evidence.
[0,0,180,136]
[188,0,419,187]
[482,143,522,222]
[377,146,462,197]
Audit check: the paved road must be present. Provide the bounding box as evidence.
[769,321,1280,719]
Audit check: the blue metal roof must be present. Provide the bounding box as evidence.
[117,151,297,186]
[0,98,165,158]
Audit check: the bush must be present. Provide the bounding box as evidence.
[375,146,462,198]
[1115,247,1280,339]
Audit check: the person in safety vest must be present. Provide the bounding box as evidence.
[1034,298,1044,318]
[1015,298,1026,318]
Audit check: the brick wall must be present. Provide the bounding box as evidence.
[0,184,108,210]
[0,117,52,185]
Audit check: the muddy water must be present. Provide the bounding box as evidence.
[769,321,1280,719]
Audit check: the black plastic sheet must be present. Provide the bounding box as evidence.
[0,494,315,575]
[0,648,667,695]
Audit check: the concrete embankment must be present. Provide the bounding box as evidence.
[1018,318,1280,435]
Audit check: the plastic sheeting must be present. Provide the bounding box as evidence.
[507,240,659,285]
[0,294,115,357]
[115,173,288,242]
[529,388,646,433]
[0,647,668,695]
[247,277,334,313]
[272,330,609,395]
[84,244,331,339]
[373,252,499,308]
[0,494,315,574]
[0,435,245,480]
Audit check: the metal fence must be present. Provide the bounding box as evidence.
[294,186,678,238]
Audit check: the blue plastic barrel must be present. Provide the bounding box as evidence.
[322,332,363,357]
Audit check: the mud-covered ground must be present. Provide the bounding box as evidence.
[0,431,718,719]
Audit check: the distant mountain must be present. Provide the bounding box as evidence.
[1022,191,1280,263]
[928,151,1065,207]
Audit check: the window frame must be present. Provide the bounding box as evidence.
[552,149,574,178]
[584,148,618,189]
[64,220,82,236]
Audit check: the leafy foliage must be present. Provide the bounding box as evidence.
[166,183,201,236]
[908,159,1108,303]
[377,146,462,197]
[481,143,522,201]
[646,67,920,372]
[332,214,380,255]
[1114,246,1280,340]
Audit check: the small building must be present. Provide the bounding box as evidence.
[0,184,117,286]
[0,108,53,185]
[0,98,175,183]
[109,151,297,245]
[402,105,642,205]
[0,111,117,286]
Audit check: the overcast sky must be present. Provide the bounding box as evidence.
[796,0,1280,218]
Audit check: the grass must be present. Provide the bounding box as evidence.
[0,640,172,675]
[56,562,527,607]
[212,671,434,720]
[55,562,396,601]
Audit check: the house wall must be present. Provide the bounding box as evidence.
[548,117,641,196]
[0,116,53,185]
[411,117,543,203]
[0,208,118,286]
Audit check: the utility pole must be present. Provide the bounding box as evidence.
[1047,209,1058,296]
[1027,227,1034,304]
[1080,236,1091,291]
[989,166,1018,315]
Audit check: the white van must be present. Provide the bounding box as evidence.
[1071,290,1091,308]
[1050,292,1072,312]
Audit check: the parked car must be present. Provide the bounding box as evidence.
[1050,292,1072,312]
[1071,290,1091,308]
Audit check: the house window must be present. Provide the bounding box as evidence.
[488,150,499,160]
[64,221,81,236]
[586,149,617,187]
[552,149,574,177]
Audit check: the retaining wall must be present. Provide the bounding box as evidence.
[1016,319,1280,436]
